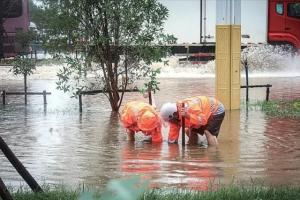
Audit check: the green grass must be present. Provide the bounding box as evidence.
[143,186,300,200]
[10,184,79,200]
[250,100,300,118]
[6,185,300,200]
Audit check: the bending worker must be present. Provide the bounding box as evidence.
[120,101,163,143]
[160,96,225,146]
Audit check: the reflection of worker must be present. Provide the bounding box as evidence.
[167,144,217,190]
[120,101,163,143]
[121,142,163,173]
[160,96,225,146]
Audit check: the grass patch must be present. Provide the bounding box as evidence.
[8,185,300,200]
[144,186,300,200]
[11,184,79,200]
[251,100,300,118]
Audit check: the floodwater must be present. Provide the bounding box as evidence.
[1,71,300,190]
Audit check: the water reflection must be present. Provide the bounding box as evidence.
[120,142,221,190]
[1,77,300,189]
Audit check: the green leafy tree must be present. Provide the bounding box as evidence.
[35,0,176,112]
[11,56,36,104]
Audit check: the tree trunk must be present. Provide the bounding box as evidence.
[24,74,27,105]
[108,92,119,112]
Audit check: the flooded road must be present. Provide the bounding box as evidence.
[1,75,300,190]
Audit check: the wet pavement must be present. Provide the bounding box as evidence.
[0,76,300,190]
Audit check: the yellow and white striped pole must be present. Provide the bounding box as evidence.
[215,0,241,110]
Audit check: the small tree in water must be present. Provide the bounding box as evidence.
[36,0,176,112]
[11,56,36,104]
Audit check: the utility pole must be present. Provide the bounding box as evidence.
[215,0,241,110]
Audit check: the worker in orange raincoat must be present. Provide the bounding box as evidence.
[160,96,225,146]
[120,101,163,143]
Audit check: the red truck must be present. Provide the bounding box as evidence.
[268,0,300,50]
[2,0,29,58]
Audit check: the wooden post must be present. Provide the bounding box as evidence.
[181,103,185,146]
[24,74,27,105]
[266,86,270,101]
[2,90,5,105]
[0,136,43,192]
[79,94,82,113]
[43,90,47,104]
[0,178,13,200]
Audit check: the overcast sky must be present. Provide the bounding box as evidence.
[159,0,268,44]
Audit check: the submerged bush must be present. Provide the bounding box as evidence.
[252,100,300,118]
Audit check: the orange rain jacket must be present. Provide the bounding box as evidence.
[168,96,222,143]
[120,101,162,143]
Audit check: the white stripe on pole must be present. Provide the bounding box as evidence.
[216,0,241,25]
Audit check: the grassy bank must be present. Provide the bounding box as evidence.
[251,100,300,118]
[7,186,300,200]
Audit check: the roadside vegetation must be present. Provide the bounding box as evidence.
[252,100,300,118]
[10,185,300,200]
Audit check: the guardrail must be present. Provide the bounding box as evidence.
[77,88,141,112]
[1,90,51,105]
[241,84,272,101]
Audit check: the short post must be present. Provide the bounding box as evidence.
[181,103,185,146]
[43,90,47,104]
[0,177,13,200]
[79,94,82,113]
[2,90,5,105]
[0,136,43,192]
[266,86,270,101]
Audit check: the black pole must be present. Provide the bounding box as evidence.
[0,178,13,200]
[245,61,249,102]
[79,94,82,113]
[266,87,270,101]
[0,136,43,192]
[200,0,202,44]
[2,90,5,105]
[181,103,185,146]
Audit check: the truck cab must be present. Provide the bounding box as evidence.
[268,0,300,50]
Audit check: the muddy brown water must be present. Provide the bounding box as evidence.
[0,76,300,190]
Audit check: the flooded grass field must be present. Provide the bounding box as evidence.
[1,60,300,190]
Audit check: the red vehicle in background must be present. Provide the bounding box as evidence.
[268,0,300,50]
[1,0,300,58]
[2,0,29,57]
